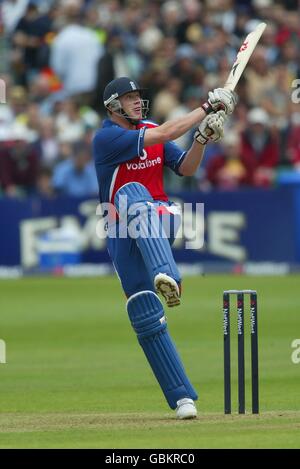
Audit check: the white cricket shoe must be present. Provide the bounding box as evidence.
[176,398,197,420]
[154,273,180,307]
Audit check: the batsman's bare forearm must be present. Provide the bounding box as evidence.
[179,141,206,177]
[144,108,206,146]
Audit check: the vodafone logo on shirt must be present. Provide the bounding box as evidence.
[126,149,161,170]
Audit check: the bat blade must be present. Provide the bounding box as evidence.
[224,22,266,91]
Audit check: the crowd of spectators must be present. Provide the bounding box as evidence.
[0,0,299,198]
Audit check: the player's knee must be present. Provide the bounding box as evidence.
[115,182,159,237]
[115,182,153,214]
[126,290,167,340]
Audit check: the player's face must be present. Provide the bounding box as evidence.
[120,91,142,119]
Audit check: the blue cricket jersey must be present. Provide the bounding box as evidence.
[92,119,186,205]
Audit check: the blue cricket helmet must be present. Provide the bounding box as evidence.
[103,77,149,121]
[103,77,145,107]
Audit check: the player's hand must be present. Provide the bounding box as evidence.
[202,88,238,115]
[194,110,227,145]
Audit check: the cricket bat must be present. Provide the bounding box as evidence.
[223,22,267,92]
[205,22,266,135]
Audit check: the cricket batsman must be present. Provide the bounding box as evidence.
[93,77,237,419]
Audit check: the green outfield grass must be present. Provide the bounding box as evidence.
[0,275,299,448]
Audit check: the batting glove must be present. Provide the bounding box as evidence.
[202,88,238,115]
[194,110,227,145]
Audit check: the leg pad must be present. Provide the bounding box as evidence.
[127,291,198,409]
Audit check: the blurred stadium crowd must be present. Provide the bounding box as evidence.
[0,0,299,198]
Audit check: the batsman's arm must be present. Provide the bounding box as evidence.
[143,88,237,147]
[179,110,227,176]
[178,141,206,177]
[143,107,207,146]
